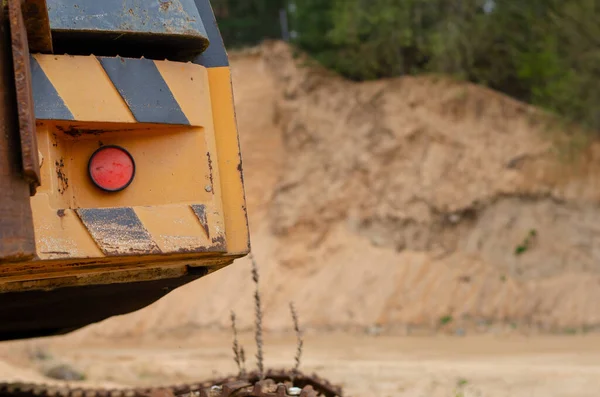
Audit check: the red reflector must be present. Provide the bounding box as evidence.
[88,146,135,192]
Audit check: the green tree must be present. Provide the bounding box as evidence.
[290,0,600,130]
[210,0,286,48]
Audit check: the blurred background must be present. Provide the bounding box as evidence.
[2,1,600,396]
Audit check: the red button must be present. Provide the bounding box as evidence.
[88,146,135,192]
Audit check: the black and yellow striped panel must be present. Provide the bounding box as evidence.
[30,55,200,125]
[75,207,161,256]
[33,203,224,260]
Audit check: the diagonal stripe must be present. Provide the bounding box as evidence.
[135,205,217,253]
[154,60,210,127]
[30,55,74,120]
[76,207,161,256]
[98,57,190,125]
[33,55,136,123]
[190,204,210,239]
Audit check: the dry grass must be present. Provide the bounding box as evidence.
[232,254,305,385]
[230,311,246,377]
[250,253,265,380]
[289,302,304,383]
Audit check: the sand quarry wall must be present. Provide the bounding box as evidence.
[79,41,600,338]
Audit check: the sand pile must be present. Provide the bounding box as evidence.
[78,41,600,338]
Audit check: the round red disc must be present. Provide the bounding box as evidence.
[88,146,135,192]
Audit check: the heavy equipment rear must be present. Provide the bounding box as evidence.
[0,0,249,341]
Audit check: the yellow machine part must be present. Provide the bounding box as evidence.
[0,55,249,293]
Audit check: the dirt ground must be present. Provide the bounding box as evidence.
[2,332,600,397]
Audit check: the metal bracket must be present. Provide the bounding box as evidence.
[0,2,36,262]
[8,0,41,194]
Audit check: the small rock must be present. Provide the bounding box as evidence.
[44,364,85,381]
[366,325,383,336]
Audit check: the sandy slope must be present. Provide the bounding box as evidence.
[67,41,600,338]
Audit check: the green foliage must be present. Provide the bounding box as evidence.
[290,0,600,130]
[439,315,453,326]
[514,229,538,256]
[210,0,285,48]
[208,0,599,130]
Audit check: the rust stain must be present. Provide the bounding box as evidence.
[174,234,226,254]
[237,155,245,186]
[159,0,172,12]
[55,158,68,194]
[211,235,226,247]
[55,125,139,138]
[20,0,53,53]
[55,125,106,138]
[206,151,214,194]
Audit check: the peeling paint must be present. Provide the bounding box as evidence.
[190,204,210,238]
[76,208,161,256]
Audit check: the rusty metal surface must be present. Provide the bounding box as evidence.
[43,0,210,60]
[180,380,318,397]
[0,370,342,397]
[0,6,37,262]
[8,0,41,193]
[243,370,342,397]
[47,0,208,38]
[21,0,53,52]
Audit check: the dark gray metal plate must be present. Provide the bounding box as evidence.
[47,0,208,42]
[192,0,228,68]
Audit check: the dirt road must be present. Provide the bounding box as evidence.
[2,332,600,397]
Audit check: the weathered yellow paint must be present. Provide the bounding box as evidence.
[30,196,103,261]
[156,60,228,238]
[29,122,226,256]
[67,125,213,208]
[207,67,250,256]
[0,56,249,291]
[33,55,136,123]
[154,60,211,127]
[134,204,225,253]
[0,256,236,293]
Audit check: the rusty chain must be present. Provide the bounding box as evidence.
[0,370,342,397]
